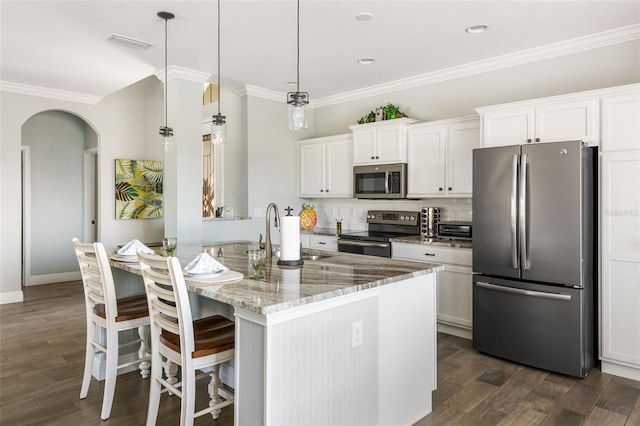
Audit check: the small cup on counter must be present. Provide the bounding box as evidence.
[162,237,177,256]
[248,249,266,280]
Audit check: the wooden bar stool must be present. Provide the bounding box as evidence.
[72,238,151,420]
[137,251,235,426]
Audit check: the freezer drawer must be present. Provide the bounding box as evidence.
[472,275,594,378]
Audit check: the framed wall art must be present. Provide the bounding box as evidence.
[114,159,163,219]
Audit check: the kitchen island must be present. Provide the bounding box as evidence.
[111,241,443,426]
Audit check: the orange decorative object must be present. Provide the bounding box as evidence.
[300,203,317,230]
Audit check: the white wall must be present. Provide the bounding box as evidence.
[1,76,163,301]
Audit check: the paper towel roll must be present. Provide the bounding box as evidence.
[280,216,301,261]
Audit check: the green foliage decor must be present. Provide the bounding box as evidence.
[357,102,407,124]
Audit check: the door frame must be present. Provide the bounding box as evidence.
[21,146,32,287]
[83,148,98,242]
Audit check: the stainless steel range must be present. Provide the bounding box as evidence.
[338,210,420,258]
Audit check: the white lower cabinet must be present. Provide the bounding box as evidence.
[393,242,473,339]
[302,234,338,251]
[600,151,640,381]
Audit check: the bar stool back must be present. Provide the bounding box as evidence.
[137,251,235,426]
[72,238,150,420]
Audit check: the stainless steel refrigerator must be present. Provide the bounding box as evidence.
[472,140,596,378]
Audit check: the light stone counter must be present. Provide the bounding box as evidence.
[110,241,442,316]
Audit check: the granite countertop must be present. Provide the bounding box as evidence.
[110,241,442,316]
[392,235,473,249]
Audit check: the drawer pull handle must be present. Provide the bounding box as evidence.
[424,252,436,256]
[318,242,326,245]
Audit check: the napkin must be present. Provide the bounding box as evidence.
[184,253,229,275]
[117,239,154,256]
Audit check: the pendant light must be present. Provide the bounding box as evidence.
[211,0,226,144]
[287,0,309,130]
[158,11,175,152]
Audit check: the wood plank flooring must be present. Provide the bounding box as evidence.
[1,281,639,425]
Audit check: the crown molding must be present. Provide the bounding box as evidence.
[233,84,318,107]
[312,23,640,108]
[154,65,211,83]
[0,80,102,105]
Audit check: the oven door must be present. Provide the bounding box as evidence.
[337,239,391,258]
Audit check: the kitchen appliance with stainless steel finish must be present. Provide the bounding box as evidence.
[338,210,420,258]
[420,207,440,237]
[472,140,596,378]
[437,221,472,240]
[353,163,407,199]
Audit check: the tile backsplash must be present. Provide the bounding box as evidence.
[308,198,472,231]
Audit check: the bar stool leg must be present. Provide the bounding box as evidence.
[208,365,222,420]
[137,325,150,379]
[164,360,179,396]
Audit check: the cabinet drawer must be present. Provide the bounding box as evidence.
[392,243,472,266]
[308,235,338,251]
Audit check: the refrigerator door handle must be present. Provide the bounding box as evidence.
[511,154,519,269]
[519,153,530,270]
[476,281,572,301]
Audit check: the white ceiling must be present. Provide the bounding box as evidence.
[1,1,639,103]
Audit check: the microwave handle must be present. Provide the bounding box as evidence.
[385,171,391,194]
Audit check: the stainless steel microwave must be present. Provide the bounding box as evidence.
[353,163,407,199]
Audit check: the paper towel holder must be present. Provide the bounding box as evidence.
[277,207,304,267]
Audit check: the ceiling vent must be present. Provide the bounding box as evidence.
[106,33,153,50]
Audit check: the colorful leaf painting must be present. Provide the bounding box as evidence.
[114,159,163,219]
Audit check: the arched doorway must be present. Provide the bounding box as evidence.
[21,110,99,286]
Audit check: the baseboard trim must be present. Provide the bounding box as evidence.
[27,272,81,286]
[437,322,472,340]
[0,291,24,305]
[601,360,640,381]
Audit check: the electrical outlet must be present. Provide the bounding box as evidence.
[352,321,363,348]
[254,207,266,218]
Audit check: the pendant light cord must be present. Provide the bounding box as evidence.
[217,0,221,115]
[296,0,300,94]
[164,16,168,129]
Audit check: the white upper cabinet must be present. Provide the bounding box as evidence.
[601,86,640,152]
[407,116,480,198]
[478,94,599,147]
[350,118,418,165]
[298,134,353,198]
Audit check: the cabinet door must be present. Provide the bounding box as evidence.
[298,142,325,197]
[447,119,480,196]
[407,125,446,197]
[535,99,598,144]
[377,126,405,163]
[600,152,640,368]
[353,129,377,165]
[482,108,534,147]
[437,265,473,331]
[601,91,640,152]
[325,138,353,197]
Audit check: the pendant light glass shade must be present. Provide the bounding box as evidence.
[287,0,309,130]
[211,0,226,144]
[158,11,175,152]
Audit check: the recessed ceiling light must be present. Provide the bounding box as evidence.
[465,25,488,34]
[106,33,153,50]
[357,58,375,65]
[355,12,373,21]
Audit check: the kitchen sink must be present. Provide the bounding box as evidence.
[247,248,335,261]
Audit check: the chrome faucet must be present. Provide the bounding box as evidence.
[264,203,280,259]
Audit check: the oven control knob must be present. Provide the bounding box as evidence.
[400,215,405,220]
[410,216,416,221]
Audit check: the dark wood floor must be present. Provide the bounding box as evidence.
[1,282,639,425]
